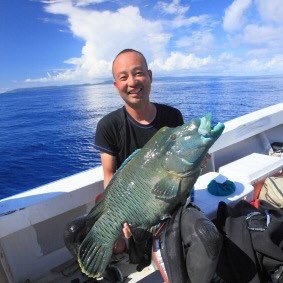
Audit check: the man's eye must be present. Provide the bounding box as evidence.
[120,76,127,81]
[135,72,143,76]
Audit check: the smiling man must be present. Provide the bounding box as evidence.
[95,49,183,188]
[64,49,222,282]
[92,49,222,283]
[112,50,153,110]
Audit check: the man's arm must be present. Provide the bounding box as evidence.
[100,152,116,189]
[100,152,133,248]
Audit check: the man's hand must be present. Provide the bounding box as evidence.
[113,238,126,254]
[112,223,132,254]
[122,223,132,239]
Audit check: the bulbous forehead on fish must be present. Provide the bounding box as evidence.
[173,118,201,136]
[152,119,202,148]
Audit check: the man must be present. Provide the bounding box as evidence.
[64,49,222,283]
[95,49,183,239]
[95,49,183,188]
[94,49,222,282]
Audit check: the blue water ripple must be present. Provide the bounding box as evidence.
[0,76,282,198]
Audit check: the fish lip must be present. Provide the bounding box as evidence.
[211,122,225,137]
[198,114,224,138]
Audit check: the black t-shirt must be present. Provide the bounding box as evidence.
[95,103,184,169]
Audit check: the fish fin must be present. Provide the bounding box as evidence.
[152,176,180,200]
[86,196,106,226]
[78,227,114,278]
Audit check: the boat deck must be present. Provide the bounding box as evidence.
[36,257,162,283]
[0,103,282,283]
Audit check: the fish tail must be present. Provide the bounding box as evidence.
[86,196,106,226]
[78,227,114,278]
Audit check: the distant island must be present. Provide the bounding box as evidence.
[2,75,282,95]
[1,80,114,94]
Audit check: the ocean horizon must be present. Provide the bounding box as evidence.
[0,75,282,199]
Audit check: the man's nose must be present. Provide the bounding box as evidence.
[128,75,138,86]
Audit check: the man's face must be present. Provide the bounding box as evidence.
[112,52,152,109]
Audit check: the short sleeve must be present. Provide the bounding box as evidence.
[176,109,184,126]
[166,106,184,127]
[94,118,118,156]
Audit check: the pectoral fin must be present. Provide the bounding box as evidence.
[152,176,180,200]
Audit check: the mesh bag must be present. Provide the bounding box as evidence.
[259,176,283,208]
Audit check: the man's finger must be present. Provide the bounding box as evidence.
[122,223,132,239]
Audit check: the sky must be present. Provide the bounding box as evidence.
[1,0,283,92]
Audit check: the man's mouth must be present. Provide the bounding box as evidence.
[128,88,142,95]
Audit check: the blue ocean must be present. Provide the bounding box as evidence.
[0,76,282,199]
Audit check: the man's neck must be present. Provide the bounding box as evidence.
[124,102,157,125]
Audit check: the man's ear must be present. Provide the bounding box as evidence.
[113,80,118,89]
[148,70,152,83]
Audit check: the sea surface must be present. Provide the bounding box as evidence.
[0,76,282,199]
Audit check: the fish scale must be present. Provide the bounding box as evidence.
[77,115,225,278]
[125,172,159,224]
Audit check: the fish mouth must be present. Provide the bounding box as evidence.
[198,114,225,139]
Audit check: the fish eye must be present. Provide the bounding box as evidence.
[170,134,177,140]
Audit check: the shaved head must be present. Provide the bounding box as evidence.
[112,49,148,77]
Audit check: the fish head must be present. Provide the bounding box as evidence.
[161,114,224,174]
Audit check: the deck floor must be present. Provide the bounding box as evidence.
[36,256,162,283]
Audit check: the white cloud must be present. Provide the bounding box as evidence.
[150,51,283,75]
[35,1,218,85]
[222,0,283,61]
[171,14,212,28]
[246,48,269,58]
[176,30,214,53]
[242,24,283,48]
[240,55,283,73]
[40,0,59,3]
[157,0,189,16]
[150,52,212,73]
[223,0,253,32]
[39,2,171,82]
[226,23,283,54]
[64,57,82,65]
[74,0,107,7]
[214,52,283,74]
[23,0,283,87]
[255,0,283,24]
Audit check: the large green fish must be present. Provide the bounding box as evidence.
[78,115,224,278]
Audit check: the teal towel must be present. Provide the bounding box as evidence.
[207,179,236,196]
